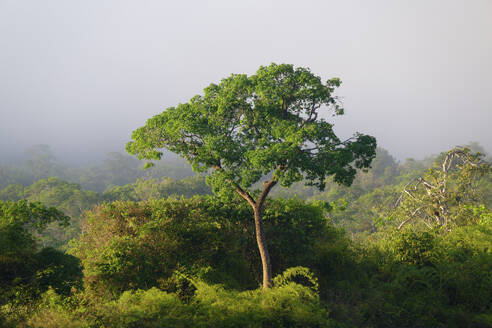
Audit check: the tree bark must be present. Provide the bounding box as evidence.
[233,177,277,290]
[253,204,272,290]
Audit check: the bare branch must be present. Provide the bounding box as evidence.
[397,207,423,230]
[398,217,415,230]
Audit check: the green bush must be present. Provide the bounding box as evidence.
[29,276,342,328]
[70,196,327,296]
[358,224,492,327]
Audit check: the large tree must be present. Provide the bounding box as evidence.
[127,63,376,289]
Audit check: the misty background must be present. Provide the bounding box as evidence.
[1,0,491,165]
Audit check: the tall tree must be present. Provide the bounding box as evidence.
[23,144,64,180]
[127,63,376,289]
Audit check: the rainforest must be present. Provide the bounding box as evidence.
[1,2,491,327]
[1,65,491,327]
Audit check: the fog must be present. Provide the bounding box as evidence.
[1,0,491,164]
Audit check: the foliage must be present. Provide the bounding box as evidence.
[1,142,491,327]
[103,176,210,201]
[29,278,340,328]
[127,63,376,195]
[393,147,491,230]
[392,231,438,266]
[23,178,100,219]
[127,63,376,288]
[0,178,102,248]
[357,223,492,328]
[70,196,327,295]
[0,175,214,249]
[0,200,82,324]
[0,199,69,234]
[272,266,319,293]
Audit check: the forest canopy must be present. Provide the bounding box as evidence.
[0,62,490,325]
[1,141,491,328]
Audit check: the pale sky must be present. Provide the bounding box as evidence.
[1,0,491,163]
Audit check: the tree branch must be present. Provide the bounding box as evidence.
[257,179,277,209]
[235,185,257,208]
[257,165,285,209]
[212,164,257,207]
[397,207,423,230]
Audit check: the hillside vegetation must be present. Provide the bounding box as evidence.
[0,143,491,327]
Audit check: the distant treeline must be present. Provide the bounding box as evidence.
[1,143,491,244]
[0,144,195,192]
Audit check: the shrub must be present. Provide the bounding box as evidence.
[29,277,342,328]
[70,196,327,296]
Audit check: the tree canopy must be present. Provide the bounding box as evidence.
[127,63,376,194]
[127,63,377,289]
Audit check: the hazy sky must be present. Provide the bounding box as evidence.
[1,0,491,163]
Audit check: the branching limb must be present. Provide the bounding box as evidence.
[397,207,423,230]
[212,164,257,207]
[235,185,257,208]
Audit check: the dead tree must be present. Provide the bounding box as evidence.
[394,147,490,230]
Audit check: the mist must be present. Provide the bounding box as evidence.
[1,0,491,165]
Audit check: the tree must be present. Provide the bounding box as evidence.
[0,200,81,312]
[102,152,141,186]
[22,144,65,181]
[394,147,491,230]
[126,63,376,289]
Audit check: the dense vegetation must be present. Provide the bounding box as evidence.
[1,142,490,327]
[0,62,490,326]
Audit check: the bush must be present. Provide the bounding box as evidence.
[70,196,327,296]
[29,276,342,328]
[359,224,492,327]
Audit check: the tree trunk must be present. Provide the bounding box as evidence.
[253,205,272,290]
[232,178,276,290]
